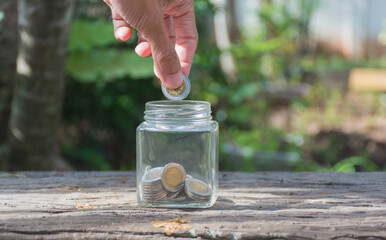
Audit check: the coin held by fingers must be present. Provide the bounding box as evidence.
[161,74,191,100]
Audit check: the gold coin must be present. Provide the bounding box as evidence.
[185,178,211,201]
[190,180,209,194]
[161,162,186,192]
[166,80,186,97]
[161,74,191,100]
[164,167,183,187]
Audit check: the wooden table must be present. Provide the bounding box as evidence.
[0,172,385,239]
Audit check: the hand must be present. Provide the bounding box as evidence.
[104,0,198,89]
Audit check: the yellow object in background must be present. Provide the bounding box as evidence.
[349,68,386,92]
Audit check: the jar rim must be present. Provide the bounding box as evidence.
[144,100,212,123]
[146,100,210,108]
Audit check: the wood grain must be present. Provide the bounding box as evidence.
[0,172,385,239]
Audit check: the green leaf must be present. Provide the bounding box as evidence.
[333,156,379,172]
[66,49,154,82]
[68,20,117,52]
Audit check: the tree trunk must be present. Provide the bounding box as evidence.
[0,1,18,144]
[227,0,240,43]
[211,0,238,84]
[7,0,73,170]
[0,0,18,171]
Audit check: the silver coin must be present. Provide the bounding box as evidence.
[185,190,210,201]
[142,184,165,192]
[142,184,164,191]
[185,178,211,201]
[142,167,163,182]
[142,179,162,185]
[161,162,186,192]
[142,186,167,194]
[165,189,184,199]
[143,191,168,198]
[161,74,191,100]
[143,191,168,201]
[186,179,210,195]
[162,189,188,201]
[142,179,162,186]
[141,167,169,202]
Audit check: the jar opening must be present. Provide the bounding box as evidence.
[144,100,212,123]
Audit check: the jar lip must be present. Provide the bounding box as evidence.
[144,100,212,122]
[146,100,210,108]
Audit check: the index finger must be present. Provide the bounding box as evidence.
[167,2,198,77]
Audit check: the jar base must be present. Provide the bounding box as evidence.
[137,197,217,209]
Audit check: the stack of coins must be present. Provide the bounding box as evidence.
[141,163,211,202]
[141,167,168,201]
[184,178,211,202]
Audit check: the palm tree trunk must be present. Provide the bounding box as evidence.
[7,0,73,170]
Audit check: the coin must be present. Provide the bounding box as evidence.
[163,189,185,201]
[161,162,186,192]
[185,178,211,201]
[161,74,191,100]
[143,191,168,201]
[141,167,168,202]
[166,80,186,97]
[190,180,209,194]
[142,167,163,182]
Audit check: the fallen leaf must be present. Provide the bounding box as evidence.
[76,203,94,210]
[163,219,191,223]
[151,218,192,236]
[0,173,26,178]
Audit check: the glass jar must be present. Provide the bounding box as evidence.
[136,100,218,208]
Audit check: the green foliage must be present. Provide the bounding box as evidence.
[67,49,153,83]
[68,20,116,52]
[231,1,310,84]
[61,2,384,172]
[63,19,156,170]
[191,0,315,171]
[295,156,379,172]
[191,0,383,172]
[62,144,111,170]
[67,20,153,83]
[333,156,379,172]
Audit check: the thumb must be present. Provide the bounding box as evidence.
[147,31,182,89]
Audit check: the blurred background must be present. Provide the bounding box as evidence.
[0,0,385,172]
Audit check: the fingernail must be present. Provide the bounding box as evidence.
[135,42,151,57]
[116,28,127,41]
[165,71,183,89]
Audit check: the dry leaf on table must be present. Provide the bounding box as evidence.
[152,218,192,236]
[76,203,94,210]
